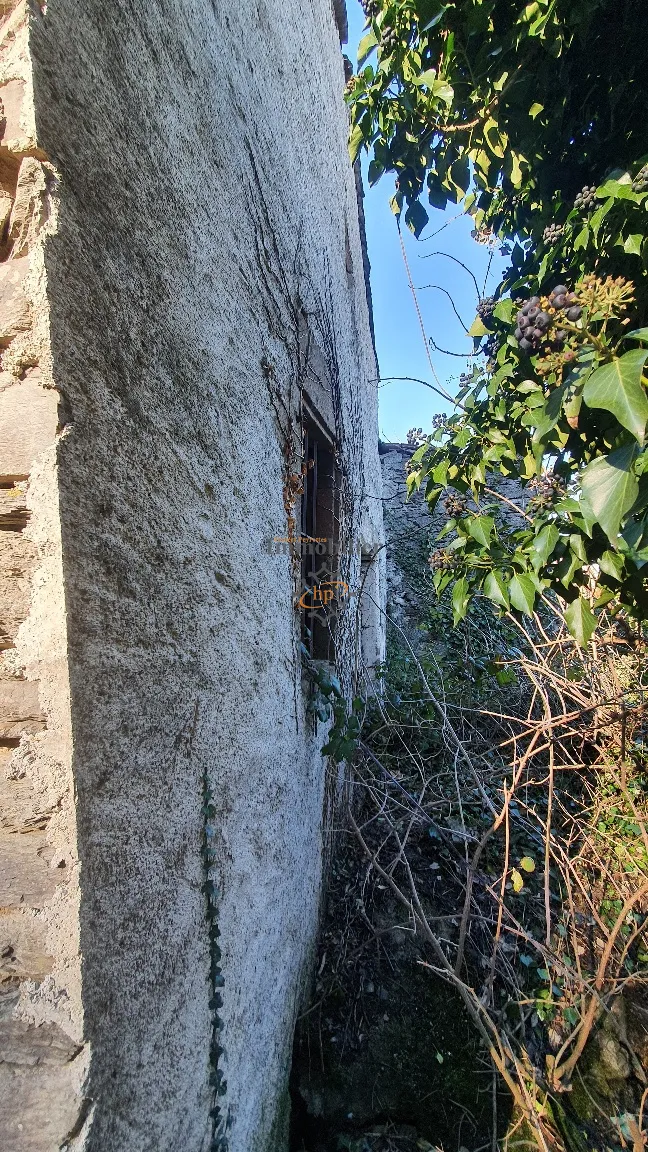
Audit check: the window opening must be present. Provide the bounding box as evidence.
[301,419,338,662]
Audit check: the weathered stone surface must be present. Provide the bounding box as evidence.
[0,189,12,235]
[0,258,29,345]
[0,6,83,1151]
[0,1022,85,1152]
[0,907,53,987]
[0,680,44,738]
[0,78,27,150]
[0,825,59,908]
[0,529,36,649]
[7,159,48,258]
[0,374,58,481]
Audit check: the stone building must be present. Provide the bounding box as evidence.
[0,2,384,1150]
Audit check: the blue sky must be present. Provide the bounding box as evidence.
[345,0,507,442]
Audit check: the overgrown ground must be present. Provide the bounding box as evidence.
[292,509,648,1152]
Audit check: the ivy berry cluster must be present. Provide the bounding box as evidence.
[477,296,496,321]
[444,494,467,517]
[380,24,399,52]
[360,0,381,16]
[574,185,598,213]
[543,223,565,245]
[514,285,582,355]
[428,548,455,571]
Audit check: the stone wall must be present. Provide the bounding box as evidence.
[0,2,384,1150]
[380,442,529,637]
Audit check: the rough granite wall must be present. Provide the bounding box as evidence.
[381,442,528,635]
[0,2,384,1150]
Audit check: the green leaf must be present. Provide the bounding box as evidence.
[589,197,614,240]
[599,549,624,580]
[389,191,403,219]
[406,470,421,496]
[574,224,590,251]
[624,233,644,256]
[422,4,449,30]
[468,316,488,337]
[348,124,365,165]
[425,485,443,512]
[583,350,648,443]
[509,573,536,616]
[452,577,470,624]
[564,596,597,647]
[625,328,648,343]
[414,68,438,87]
[596,177,640,200]
[357,30,377,67]
[493,298,514,323]
[467,515,494,547]
[405,200,429,238]
[531,523,559,568]
[520,856,536,873]
[484,569,510,608]
[529,102,544,119]
[580,442,639,543]
[432,79,454,106]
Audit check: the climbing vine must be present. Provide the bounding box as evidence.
[346,0,648,636]
[202,769,229,1151]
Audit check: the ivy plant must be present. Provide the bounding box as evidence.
[347,0,648,636]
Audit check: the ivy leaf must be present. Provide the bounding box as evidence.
[484,569,510,608]
[625,328,648,343]
[520,856,536,873]
[511,868,524,893]
[531,523,559,568]
[405,200,429,238]
[624,233,644,256]
[509,573,536,616]
[389,191,403,219]
[425,485,443,512]
[564,596,597,647]
[580,442,639,543]
[432,79,454,106]
[414,68,438,87]
[349,124,365,165]
[452,577,470,624]
[467,515,494,546]
[599,549,624,580]
[357,30,378,67]
[406,470,421,496]
[422,4,449,30]
[468,316,489,337]
[493,298,514,323]
[583,350,648,443]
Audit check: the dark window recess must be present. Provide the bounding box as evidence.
[301,425,338,662]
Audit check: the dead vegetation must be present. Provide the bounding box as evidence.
[295,589,648,1152]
